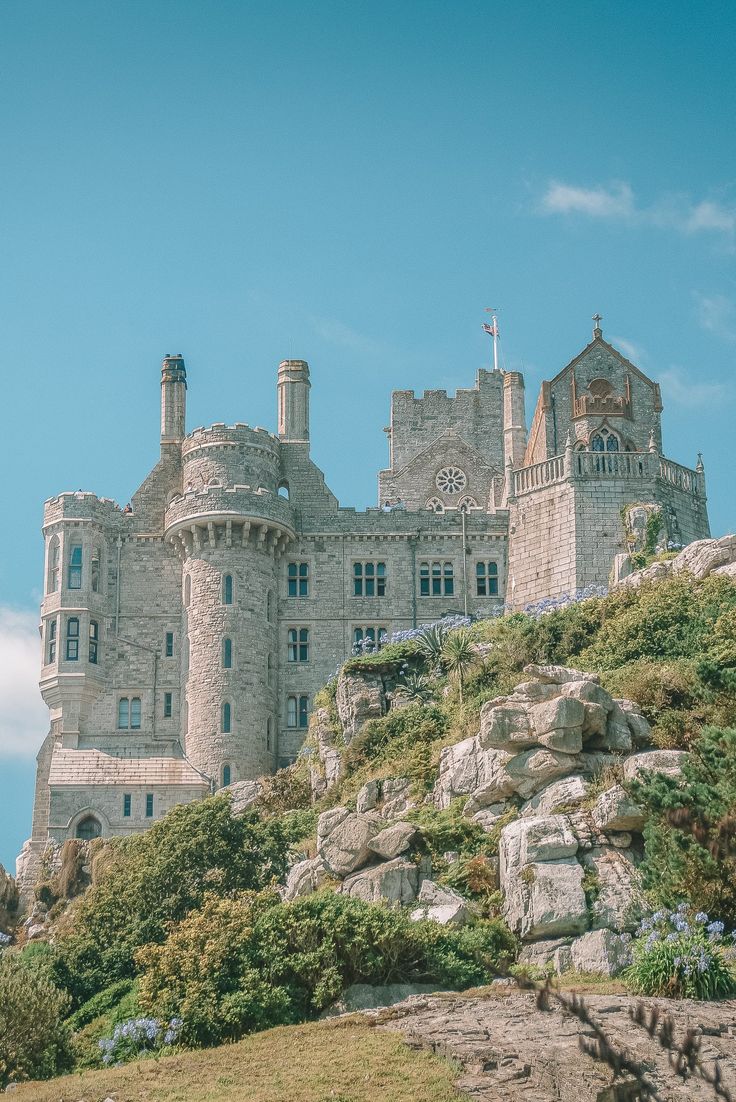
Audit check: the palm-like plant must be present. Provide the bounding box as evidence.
[441,628,478,703]
[393,673,434,704]
[415,624,449,668]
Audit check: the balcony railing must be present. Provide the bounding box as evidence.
[512,450,703,498]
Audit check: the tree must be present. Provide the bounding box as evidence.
[441,629,478,703]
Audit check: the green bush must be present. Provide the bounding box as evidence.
[137,890,517,1048]
[343,640,421,674]
[0,952,73,1087]
[344,704,449,792]
[625,906,736,999]
[50,795,295,1008]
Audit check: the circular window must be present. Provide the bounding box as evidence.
[435,467,467,495]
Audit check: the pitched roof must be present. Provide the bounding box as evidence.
[548,335,658,390]
[48,749,210,788]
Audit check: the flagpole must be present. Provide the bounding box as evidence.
[492,314,499,374]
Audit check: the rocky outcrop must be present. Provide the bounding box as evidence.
[368,821,416,860]
[282,856,329,902]
[341,857,421,904]
[0,864,18,931]
[356,776,414,818]
[623,749,686,782]
[308,708,344,799]
[410,880,470,926]
[223,779,263,814]
[317,807,383,877]
[617,532,736,589]
[335,671,387,743]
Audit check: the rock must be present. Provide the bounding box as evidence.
[560,680,614,709]
[223,779,263,815]
[0,864,18,917]
[585,702,633,752]
[501,816,578,868]
[521,775,589,818]
[504,746,581,799]
[340,857,420,904]
[518,937,573,973]
[436,738,516,810]
[309,707,344,797]
[411,880,470,926]
[616,702,652,747]
[537,728,583,754]
[623,750,687,783]
[356,779,379,813]
[368,822,417,860]
[317,807,381,877]
[580,702,608,738]
[472,803,507,831]
[523,664,599,685]
[528,697,585,737]
[478,702,535,750]
[509,681,560,703]
[581,846,642,932]
[618,534,736,590]
[357,776,414,818]
[26,923,46,940]
[336,671,386,743]
[592,784,646,832]
[569,928,633,976]
[320,982,442,1018]
[283,856,328,901]
[503,858,589,941]
[611,832,633,848]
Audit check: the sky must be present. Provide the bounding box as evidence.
[1,0,735,870]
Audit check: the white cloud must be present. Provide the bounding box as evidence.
[659,366,732,407]
[694,292,736,342]
[686,202,736,235]
[541,181,634,219]
[610,336,645,364]
[307,314,399,362]
[0,607,48,759]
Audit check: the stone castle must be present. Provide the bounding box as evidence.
[18,317,710,887]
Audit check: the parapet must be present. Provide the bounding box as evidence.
[43,492,124,529]
[182,423,280,458]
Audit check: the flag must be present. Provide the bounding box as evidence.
[482,322,498,337]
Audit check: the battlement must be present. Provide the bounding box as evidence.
[182,423,280,457]
[43,492,124,529]
[164,483,295,536]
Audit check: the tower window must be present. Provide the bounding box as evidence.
[353,561,386,597]
[47,537,60,593]
[287,694,309,729]
[419,562,454,597]
[287,561,309,597]
[476,561,499,597]
[222,574,233,605]
[130,697,141,729]
[88,620,99,664]
[91,547,101,593]
[65,617,80,660]
[47,618,57,663]
[222,638,233,668]
[591,429,620,452]
[163,691,173,718]
[287,627,309,662]
[222,702,232,733]
[222,763,231,787]
[145,793,154,818]
[165,631,174,657]
[68,544,83,589]
[118,696,142,730]
[123,793,131,818]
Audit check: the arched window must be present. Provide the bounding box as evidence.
[222,574,233,604]
[222,763,231,787]
[591,429,619,452]
[222,638,233,668]
[222,702,232,733]
[458,496,478,513]
[426,497,444,513]
[47,537,60,593]
[75,815,102,840]
[278,480,290,500]
[118,697,129,729]
[91,547,102,593]
[118,697,141,729]
[130,697,141,729]
[184,574,191,606]
[68,544,83,589]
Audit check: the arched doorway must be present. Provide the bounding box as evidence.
[75,814,102,840]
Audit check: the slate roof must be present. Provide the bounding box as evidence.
[48,749,209,788]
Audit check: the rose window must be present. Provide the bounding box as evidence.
[435,466,467,495]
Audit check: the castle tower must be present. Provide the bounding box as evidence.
[277,359,310,443]
[160,354,187,445]
[502,371,527,469]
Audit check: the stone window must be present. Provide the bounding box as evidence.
[435,467,467,495]
[88,620,99,664]
[267,653,274,686]
[287,694,309,729]
[353,561,386,597]
[287,561,309,597]
[123,794,131,818]
[165,631,174,657]
[426,497,444,513]
[91,547,101,593]
[287,627,309,662]
[118,696,141,730]
[222,574,233,605]
[163,691,173,718]
[68,544,83,589]
[46,618,57,663]
[222,763,231,787]
[459,497,478,512]
[47,536,60,593]
[352,626,388,654]
[419,561,454,597]
[184,574,191,606]
[267,590,274,622]
[76,815,102,840]
[591,428,619,452]
[222,702,232,733]
[145,793,154,818]
[66,617,80,660]
[476,561,499,597]
[222,637,233,668]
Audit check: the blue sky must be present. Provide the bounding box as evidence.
[1,0,735,870]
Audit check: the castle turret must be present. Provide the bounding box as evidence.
[503,371,527,469]
[161,354,187,445]
[277,359,310,443]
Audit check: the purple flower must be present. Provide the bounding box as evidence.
[694,911,709,925]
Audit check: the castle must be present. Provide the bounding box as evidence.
[18,317,710,888]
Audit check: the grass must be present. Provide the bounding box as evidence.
[13,1017,464,1102]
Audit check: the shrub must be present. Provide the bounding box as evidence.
[137,890,517,1048]
[97,1015,182,1067]
[343,704,449,792]
[0,952,73,1087]
[67,978,135,1030]
[625,905,736,999]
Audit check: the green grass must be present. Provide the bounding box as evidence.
[13,1017,464,1102]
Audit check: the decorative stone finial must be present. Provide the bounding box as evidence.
[592,313,603,339]
[564,429,573,449]
[648,429,658,454]
[696,452,704,472]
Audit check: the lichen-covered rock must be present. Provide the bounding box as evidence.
[283,856,329,901]
[223,779,263,815]
[435,738,516,810]
[623,750,687,783]
[569,928,632,976]
[317,807,381,877]
[618,534,736,589]
[503,858,588,941]
[616,700,652,747]
[529,696,585,737]
[504,747,582,799]
[472,803,507,831]
[523,664,599,685]
[478,702,535,751]
[591,785,645,833]
[410,880,469,926]
[368,821,416,860]
[340,857,419,904]
[501,816,578,869]
[356,779,380,813]
[521,775,589,818]
[356,777,414,818]
[336,671,386,743]
[581,846,642,932]
[309,707,344,798]
[0,864,18,919]
[518,937,573,973]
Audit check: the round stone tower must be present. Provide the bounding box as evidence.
[165,423,294,787]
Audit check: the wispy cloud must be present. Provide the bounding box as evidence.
[307,314,397,361]
[0,607,47,759]
[610,336,645,364]
[694,292,736,342]
[540,181,736,244]
[659,366,732,407]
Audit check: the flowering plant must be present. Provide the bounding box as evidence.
[0,932,11,948]
[625,905,736,999]
[98,1016,182,1066]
